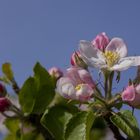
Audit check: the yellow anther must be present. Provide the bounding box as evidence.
[75,84,83,91]
[103,51,120,67]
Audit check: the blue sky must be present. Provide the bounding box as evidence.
[0,0,140,137]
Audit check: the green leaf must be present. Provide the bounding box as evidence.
[4,134,20,140]
[19,77,37,113]
[4,118,20,134]
[19,62,55,114]
[92,117,106,129]
[65,111,95,140]
[110,110,140,139]
[114,102,123,110]
[90,129,105,140]
[32,62,55,113]
[4,118,20,140]
[21,132,44,140]
[90,117,107,140]
[41,106,74,140]
[2,62,14,81]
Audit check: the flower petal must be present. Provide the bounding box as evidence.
[78,69,95,88]
[110,57,134,71]
[66,67,82,84]
[76,84,93,101]
[91,32,110,51]
[111,56,140,71]
[56,77,77,99]
[106,38,127,58]
[79,40,99,58]
[122,56,140,66]
[79,40,106,68]
[122,85,136,102]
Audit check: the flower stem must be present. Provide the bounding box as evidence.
[9,104,24,119]
[104,73,108,99]
[107,71,114,99]
[11,79,20,94]
[93,94,107,106]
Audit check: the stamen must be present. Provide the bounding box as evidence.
[75,84,83,91]
[103,51,120,67]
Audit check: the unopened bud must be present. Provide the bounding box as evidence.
[91,32,110,51]
[48,67,63,79]
[71,51,87,68]
[0,98,11,112]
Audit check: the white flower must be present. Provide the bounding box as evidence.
[79,38,140,71]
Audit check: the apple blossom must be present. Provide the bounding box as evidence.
[91,32,110,51]
[122,84,140,108]
[56,67,95,102]
[79,33,140,71]
[48,67,63,79]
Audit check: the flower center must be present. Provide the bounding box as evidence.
[75,84,83,91]
[103,51,120,67]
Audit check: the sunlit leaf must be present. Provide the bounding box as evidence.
[65,111,95,140]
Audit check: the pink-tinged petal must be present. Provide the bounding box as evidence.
[76,84,93,102]
[79,40,106,68]
[91,32,110,51]
[78,69,95,88]
[66,67,82,84]
[70,51,87,68]
[48,67,63,79]
[79,40,99,58]
[122,85,136,101]
[71,51,80,66]
[71,52,76,66]
[106,38,127,58]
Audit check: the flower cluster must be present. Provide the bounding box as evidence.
[56,32,140,107]
[1,33,140,140]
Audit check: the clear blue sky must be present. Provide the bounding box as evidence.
[0,0,140,137]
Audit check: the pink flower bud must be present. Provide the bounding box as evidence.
[121,85,135,101]
[91,32,110,51]
[0,83,6,97]
[0,98,11,112]
[122,85,140,108]
[48,67,63,79]
[71,51,87,68]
